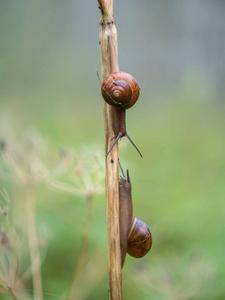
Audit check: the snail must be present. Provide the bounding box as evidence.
[119,163,152,268]
[101,36,143,158]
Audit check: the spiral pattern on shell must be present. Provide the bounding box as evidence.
[127,217,152,258]
[101,72,140,109]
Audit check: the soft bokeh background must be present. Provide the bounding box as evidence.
[0,1,225,299]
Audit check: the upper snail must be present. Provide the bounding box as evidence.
[101,71,140,110]
[100,35,143,157]
[101,71,142,157]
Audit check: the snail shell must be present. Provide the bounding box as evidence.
[101,72,140,109]
[127,217,152,258]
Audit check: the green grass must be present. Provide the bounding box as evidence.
[0,94,225,300]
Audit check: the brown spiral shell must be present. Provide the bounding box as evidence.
[101,72,140,109]
[127,217,152,258]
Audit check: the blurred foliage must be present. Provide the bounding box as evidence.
[0,1,225,299]
[0,97,224,299]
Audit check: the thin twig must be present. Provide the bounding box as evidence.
[68,195,94,299]
[0,273,19,300]
[46,177,86,197]
[26,182,43,300]
[0,188,10,234]
[20,250,47,284]
[81,260,107,300]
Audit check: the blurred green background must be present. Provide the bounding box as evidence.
[0,1,225,299]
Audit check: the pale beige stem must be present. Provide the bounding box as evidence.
[26,183,43,300]
[68,195,94,299]
[0,274,18,300]
[98,0,123,299]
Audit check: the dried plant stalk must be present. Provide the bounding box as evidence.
[98,0,122,299]
[0,272,18,300]
[68,195,94,299]
[26,183,43,300]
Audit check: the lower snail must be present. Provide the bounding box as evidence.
[119,163,152,268]
[101,36,143,158]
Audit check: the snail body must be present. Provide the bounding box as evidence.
[119,167,152,268]
[101,36,142,158]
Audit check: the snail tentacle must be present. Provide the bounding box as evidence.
[106,132,123,157]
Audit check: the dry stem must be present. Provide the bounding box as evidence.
[68,195,94,299]
[26,183,43,300]
[98,0,122,299]
[0,274,18,300]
